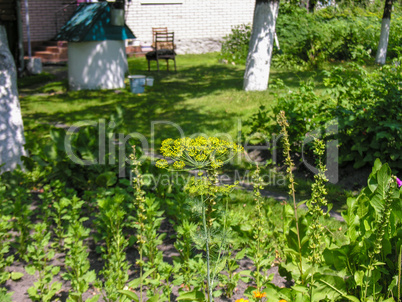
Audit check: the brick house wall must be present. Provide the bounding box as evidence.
[20,0,76,44]
[21,0,255,54]
[124,0,255,53]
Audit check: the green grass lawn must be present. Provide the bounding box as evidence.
[20,52,333,148]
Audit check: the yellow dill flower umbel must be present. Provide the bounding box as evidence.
[173,160,185,169]
[157,136,243,171]
[278,300,288,302]
[235,299,249,302]
[155,159,168,169]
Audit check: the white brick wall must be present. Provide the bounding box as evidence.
[125,0,255,53]
[21,0,255,53]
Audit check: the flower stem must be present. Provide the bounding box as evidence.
[202,195,212,302]
[398,245,401,302]
[140,248,143,302]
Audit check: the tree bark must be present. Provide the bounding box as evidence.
[0,25,26,173]
[375,0,393,65]
[243,0,280,92]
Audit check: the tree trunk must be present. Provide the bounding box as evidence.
[243,0,280,92]
[0,25,26,173]
[375,0,393,65]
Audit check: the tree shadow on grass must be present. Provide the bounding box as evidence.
[21,61,247,148]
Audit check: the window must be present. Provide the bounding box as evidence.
[140,0,183,4]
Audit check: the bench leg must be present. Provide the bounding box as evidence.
[147,59,150,71]
[166,59,169,71]
[156,58,160,71]
[174,58,177,72]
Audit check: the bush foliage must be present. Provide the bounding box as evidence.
[244,57,402,171]
[220,3,402,67]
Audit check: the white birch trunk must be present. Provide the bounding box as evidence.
[375,0,393,65]
[0,25,27,173]
[375,18,391,65]
[243,0,280,91]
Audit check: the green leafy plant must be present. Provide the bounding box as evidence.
[0,180,23,298]
[25,222,62,302]
[24,107,128,191]
[94,192,130,302]
[219,24,251,65]
[142,195,166,297]
[12,187,32,261]
[173,219,198,290]
[130,146,147,302]
[63,193,98,302]
[244,165,275,298]
[322,159,401,301]
[40,180,70,251]
[271,113,402,301]
[220,249,248,299]
[324,59,402,169]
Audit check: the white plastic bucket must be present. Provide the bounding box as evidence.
[128,75,146,93]
[146,76,154,87]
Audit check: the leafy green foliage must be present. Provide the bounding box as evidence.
[23,107,129,191]
[220,4,402,67]
[25,222,62,302]
[0,179,21,290]
[275,158,401,301]
[325,61,402,169]
[94,192,130,302]
[62,194,98,302]
[11,187,32,261]
[245,56,402,170]
[219,24,251,65]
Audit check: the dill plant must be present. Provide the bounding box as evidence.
[156,137,243,302]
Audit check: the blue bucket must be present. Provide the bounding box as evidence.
[128,75,146,94]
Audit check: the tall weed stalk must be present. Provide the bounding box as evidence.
[277,111,304,283]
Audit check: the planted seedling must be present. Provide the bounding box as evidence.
[25,222,62,302]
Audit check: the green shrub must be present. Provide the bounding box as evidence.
[220,4,402,66]
[219,24,251,65]
[325,60,402,170]
[244,57,402,170]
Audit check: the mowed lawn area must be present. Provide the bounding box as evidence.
[19,53,330,148]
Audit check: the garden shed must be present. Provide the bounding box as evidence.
[55,2,135,90]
